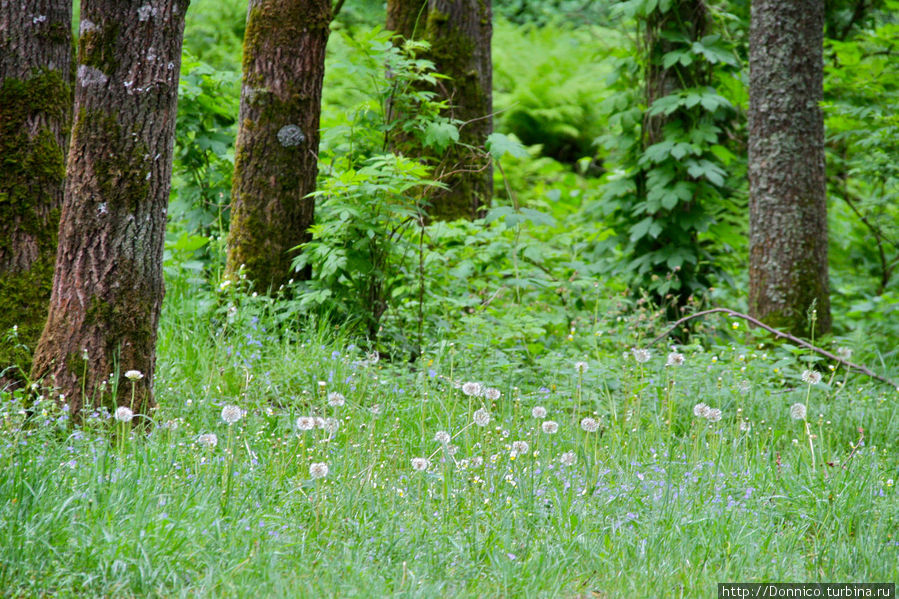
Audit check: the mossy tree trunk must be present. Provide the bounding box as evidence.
[0,0,73,390]
[30,0,189,415]
[386,0,493,221]
[748,0,831,337]
[225,0,331,292]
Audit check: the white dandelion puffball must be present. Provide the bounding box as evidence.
[560,451,576,466]
[837,347,852,360]
[531,406,547,419]
[309,462,329,479]
[462,382,483,397]
[473,408,491,427]
[321,417,339,434]
[693,403,710,418]
[197,433,218,448]
[124,370,143,381]
[801,370,822,385]
[738,380,751,395]
[221,405,244,425]
[296,416,315,431]
[580,417,600,433]
[541,420,559,434]
[484,387,501,401]
[790,403,807,420]
[666,352,685,367]
[327,392,345,407]
[574,361,589,374]
[739,420,752,433]
[411,457,430,471]
[632,348,651,364]
[511,440,530,455]
[434,430,451,444]
[114,406,134,423]
[706,408,722,423]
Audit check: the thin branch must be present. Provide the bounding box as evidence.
[648,307,898,388]
[331,0,347,20]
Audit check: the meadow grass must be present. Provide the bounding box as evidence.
[1,278,897,598]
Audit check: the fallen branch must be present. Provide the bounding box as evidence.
[648,307,898,388]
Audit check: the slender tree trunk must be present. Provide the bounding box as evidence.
[30,0,189,415]
[0,0,72,389]
[386,0,493,221]
[749,0,831,336]
[226,0,331,292]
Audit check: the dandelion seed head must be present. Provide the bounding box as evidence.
[560,451,576,466]
[434,430,451,444]
[484,387,501,401]
[411,457,430,471]
[632,348,651,364]
[309,462,329,479]
[706,408,722,422]
[114,406,133,423]
[541,420,559,434]
[221,405,244,425]
[801,370,822,385]
[124,370,143,381]
[511,440,530,455]
[580,417,599,433]
[531,406,547,419]
[666,352,685,367]
[574,361,589,374]
[197,433,218,448]
[473,408,491,427]
[693,403,710,418]
[790,403,807,420]
[327,392,345,407]
[837,347,852,360]
[296,416,316,431]
[462,382,483,397]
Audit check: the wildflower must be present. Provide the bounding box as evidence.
[114,406,134,423]
[560,451,576,466]
[666,352,685,367]
[693,403,710,418]
[327,392,345,407]
[531,406,547,419]
[470,456,483,468]
[124,370,143,381]
[309,462,329,479]
[574,361,589,374]
[632,348,651,364]
[580,417,599,433]
[221,405,244,425]
[411,457,430,471]
[801,370,822,385]
[706,408,722,423]
[511,440,530,455]
[836,347,852,361]
[434,430,451,444]
[462,382,482,397]
[541,420,559,434]
[731,321,740,330]
[484,387,501,401]
[197,433,218,448]
[790,403,807,420]
[473,408,491,427]
[887,479,894,488]
[296,416,316,431]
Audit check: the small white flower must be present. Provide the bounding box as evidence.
[124,370,143,381]
[666,352,685,367]
[221,405,244,425]
[296,416,316,431]
[580,417,600,433]
[511,440,530,455]
[801,370,822,385]
[411,457,430,471]
[434,430,451,444]
[473,408,491,427]
[462,382,483,397]
[114,406,134,423]
[790,403,807,420]
[484,387,501,401]
[706,408,722,422]
[632,348,651,364]
[541,420,559,434]
[574,361,589,374]
[309,462,329,479]
[197,433,218,448]
[560,451,576,466]
[327,392,345,407]
[693,403,710,418]
[531,406,547,419]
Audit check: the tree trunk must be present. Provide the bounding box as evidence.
[386,0,493,221]
[749,0,831,337]
[0,0,72,390]
[226,0,331,292]
[30,0,189,415]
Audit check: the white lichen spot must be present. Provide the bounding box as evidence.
[78,65,108,87]
[146,47,157,62]
[32,15,48,24]
[97,203,108,215]
[277,125,305,148]
[80,20,97,35]
[137,4,157,21]
[167,62,175,70]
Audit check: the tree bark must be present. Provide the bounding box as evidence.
[30,0,189,415]
[226,0,331,292]
[386,0,493,221]
[749,0,831,337]
[0,0,73,390]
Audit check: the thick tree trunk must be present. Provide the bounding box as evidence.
[386,0,493,221]
[0,0,72,390]
[749,0,831,337]
[226,0,331,292]
[30,0,189,415]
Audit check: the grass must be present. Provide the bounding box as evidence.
[1,274,897,598]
